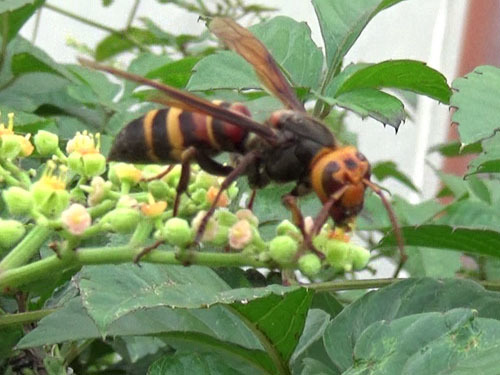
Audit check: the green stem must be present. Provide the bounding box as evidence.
[31,7,43,44]
[1,159,31,187]
[126,0,140,29]
[129,220,153,247]
[0,13,8,72]
[43,3,149,53]
[87,199,115,218]
[0,164,22,186]
[0,308,56,327]
[0,225,52,272]
[0,246,267,290]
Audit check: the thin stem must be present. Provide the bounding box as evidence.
[31,7,43,44]
[44,3,117,34]
[0,13,8,71]
[1,159,31,188]
[0,225,52,272]
[43,3,149,53]
[0,246,268,290]
[126,0,140,29]
[0,308,56,327]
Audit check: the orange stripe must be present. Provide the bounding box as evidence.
[310,148,333,202]
[167,107,184,160]
[144,110,160,162]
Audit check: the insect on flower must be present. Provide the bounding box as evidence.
[79,17,405,262]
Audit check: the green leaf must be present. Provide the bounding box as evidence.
[188,51,259,91]
[312,0,406,84]
[323,88,406,128]
[147,56,201,88]
[78,264,230,332]
[290,309,333,374]
[302,358,339,375]
[95,27,163,61]
[188,16,323,91]
[323,278,500,372]
[10,38,73,80]
[372,161,418,192]
[123,53,171,96]
[0,0,36,12]
[404,247,461,277]
[67,65,121,106]
[148,352,246,375]
[0,0,43,43]
[345,308,500,375]
[428,140,482,157]
[451,65,500,144]
[438,200,500,230]
[77,264,307,334]
[334,60,451,103]
[156,333,275,375]
[18,298,261,351]
[468,133,500,175]
[379,225,500,257]
[231,287,313,362]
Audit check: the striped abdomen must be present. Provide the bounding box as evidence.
[108,101,251,163]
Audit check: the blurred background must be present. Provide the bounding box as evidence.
[18,0,498,203]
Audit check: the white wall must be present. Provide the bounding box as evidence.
[21,0,468,201]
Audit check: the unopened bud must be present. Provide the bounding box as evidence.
[34,130,59,156]
[269,235,298,265]
[163,218,192,248]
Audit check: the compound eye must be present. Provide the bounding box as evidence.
[344,158,358,171]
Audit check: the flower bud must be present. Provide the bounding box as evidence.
[323,239,350,269]
[206,187,229,208]
[61,203,91,235]
[148,180,169,199]
[269,235,298,265]
[0,219,25,250]
[87,176,111,206]
[193,171,218,190]
[351,246,371,270]
[163,165,182,187]
[109,163,142,186]
[101,208,140,233]
[236,209,259,227]
[276,220,300,237]
[141,200,167,218]
[298,254,322,277]
[214,210,238,227]
[210,225,229,247]
[229,219,253,249]
[0,134,22,159]
[191,189,207,205]
[82,153,106,177]
[19,135,34,157]
[31,165,70,218]
[2,187,33,215]
[34,130,59,156]
[67,152,84,174]
[163,218,192,248]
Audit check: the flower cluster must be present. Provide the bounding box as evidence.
[0,114,372,278]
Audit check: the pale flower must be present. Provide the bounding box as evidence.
[229,219,252,249]
[61,203,91,235]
